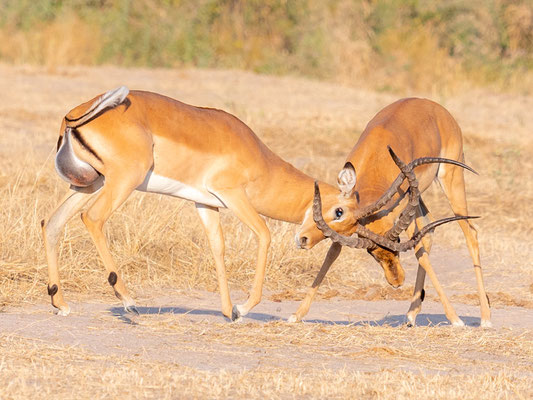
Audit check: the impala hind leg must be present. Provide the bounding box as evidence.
[211,188,271,321]
[42,186,99,315]
[195,203,233,319]
[81,175,145,314]
[404,200,432,327]
[288,242,342,323]
[438,163,491,327]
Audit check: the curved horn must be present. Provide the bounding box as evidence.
[312,147,479,251]
[351,152,477,221]
[312,182,375,249]
[355,216,480,252]
[384,146,421,241]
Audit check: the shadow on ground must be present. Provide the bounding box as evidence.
[109,306,482,327]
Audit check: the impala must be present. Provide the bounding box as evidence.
[42,87,468,321]
[293,98,491,327]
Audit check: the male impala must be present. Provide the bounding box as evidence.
[293,98,491,327]
[42,87,466,321]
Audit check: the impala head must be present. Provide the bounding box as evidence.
[297,148,477,288]
[295,161,405,287]
[296,162,359,250]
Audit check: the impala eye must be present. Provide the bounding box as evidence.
[334,208,344,220]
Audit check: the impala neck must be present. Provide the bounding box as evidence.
[250,158,337,224]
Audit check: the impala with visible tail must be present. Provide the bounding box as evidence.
[42,88,470,322]
[293,98,490,327]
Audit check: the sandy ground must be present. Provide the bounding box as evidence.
[1,245,531,375]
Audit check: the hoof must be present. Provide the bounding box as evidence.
[287,314,301,323]
[406,322,414,328]
[452,319,465,327]
[231,305,242,322]
[480,319,492,328]
[54,306,70,316]
[125,305,140,316]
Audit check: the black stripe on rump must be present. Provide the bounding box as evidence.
[71,128,103,163]
[56,134,63,151]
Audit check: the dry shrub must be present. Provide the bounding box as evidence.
[0,12,101,69]
[503,3,533,54]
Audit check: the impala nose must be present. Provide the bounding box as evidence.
[297,236,308,248]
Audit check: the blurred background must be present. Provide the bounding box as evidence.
[0,0,531,95]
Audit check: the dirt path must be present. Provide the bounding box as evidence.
[2,246,532,375]
[2,291,532,373]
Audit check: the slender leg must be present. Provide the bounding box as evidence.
[42,188,97,315]
[438,163,491,327]
[211,187,271,321]
[195,203,233,319]
[288,242,342,322]
[403,196,463,326]
[81,175,144,313]
[405,200,432,326]
[414,244,464,326]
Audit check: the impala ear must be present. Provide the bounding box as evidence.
[337,162,356,197]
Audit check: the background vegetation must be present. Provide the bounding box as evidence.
[0,0,531,94]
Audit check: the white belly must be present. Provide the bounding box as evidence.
[137,171,225,208]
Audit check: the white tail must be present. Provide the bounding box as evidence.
[65,86,129,128]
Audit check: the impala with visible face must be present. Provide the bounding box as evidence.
[42,88,484,326]
[291,98,491,328]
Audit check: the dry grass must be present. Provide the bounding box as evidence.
[1,323,532,399]
[0,64,532,397]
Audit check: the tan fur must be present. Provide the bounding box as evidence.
[294,98,490,327]
[43,89,345,319]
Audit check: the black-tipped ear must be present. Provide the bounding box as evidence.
[343,162,355,172]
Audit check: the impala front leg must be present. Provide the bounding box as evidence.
[288,242,342,322]
[212,188,271,321]
[195,203,233,319]
[404,202,432,327]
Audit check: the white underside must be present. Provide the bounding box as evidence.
[137,171,226,208]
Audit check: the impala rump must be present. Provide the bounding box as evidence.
[55,127,100,187]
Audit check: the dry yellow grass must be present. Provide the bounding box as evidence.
[1,323,532,399]
[0,64,532,397]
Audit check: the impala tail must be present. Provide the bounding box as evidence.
[64,86,129,129]
[55,86,129,187]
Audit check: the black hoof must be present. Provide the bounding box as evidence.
[406,322,413,328]
[125,305,140,316]
[231,305,241,321]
